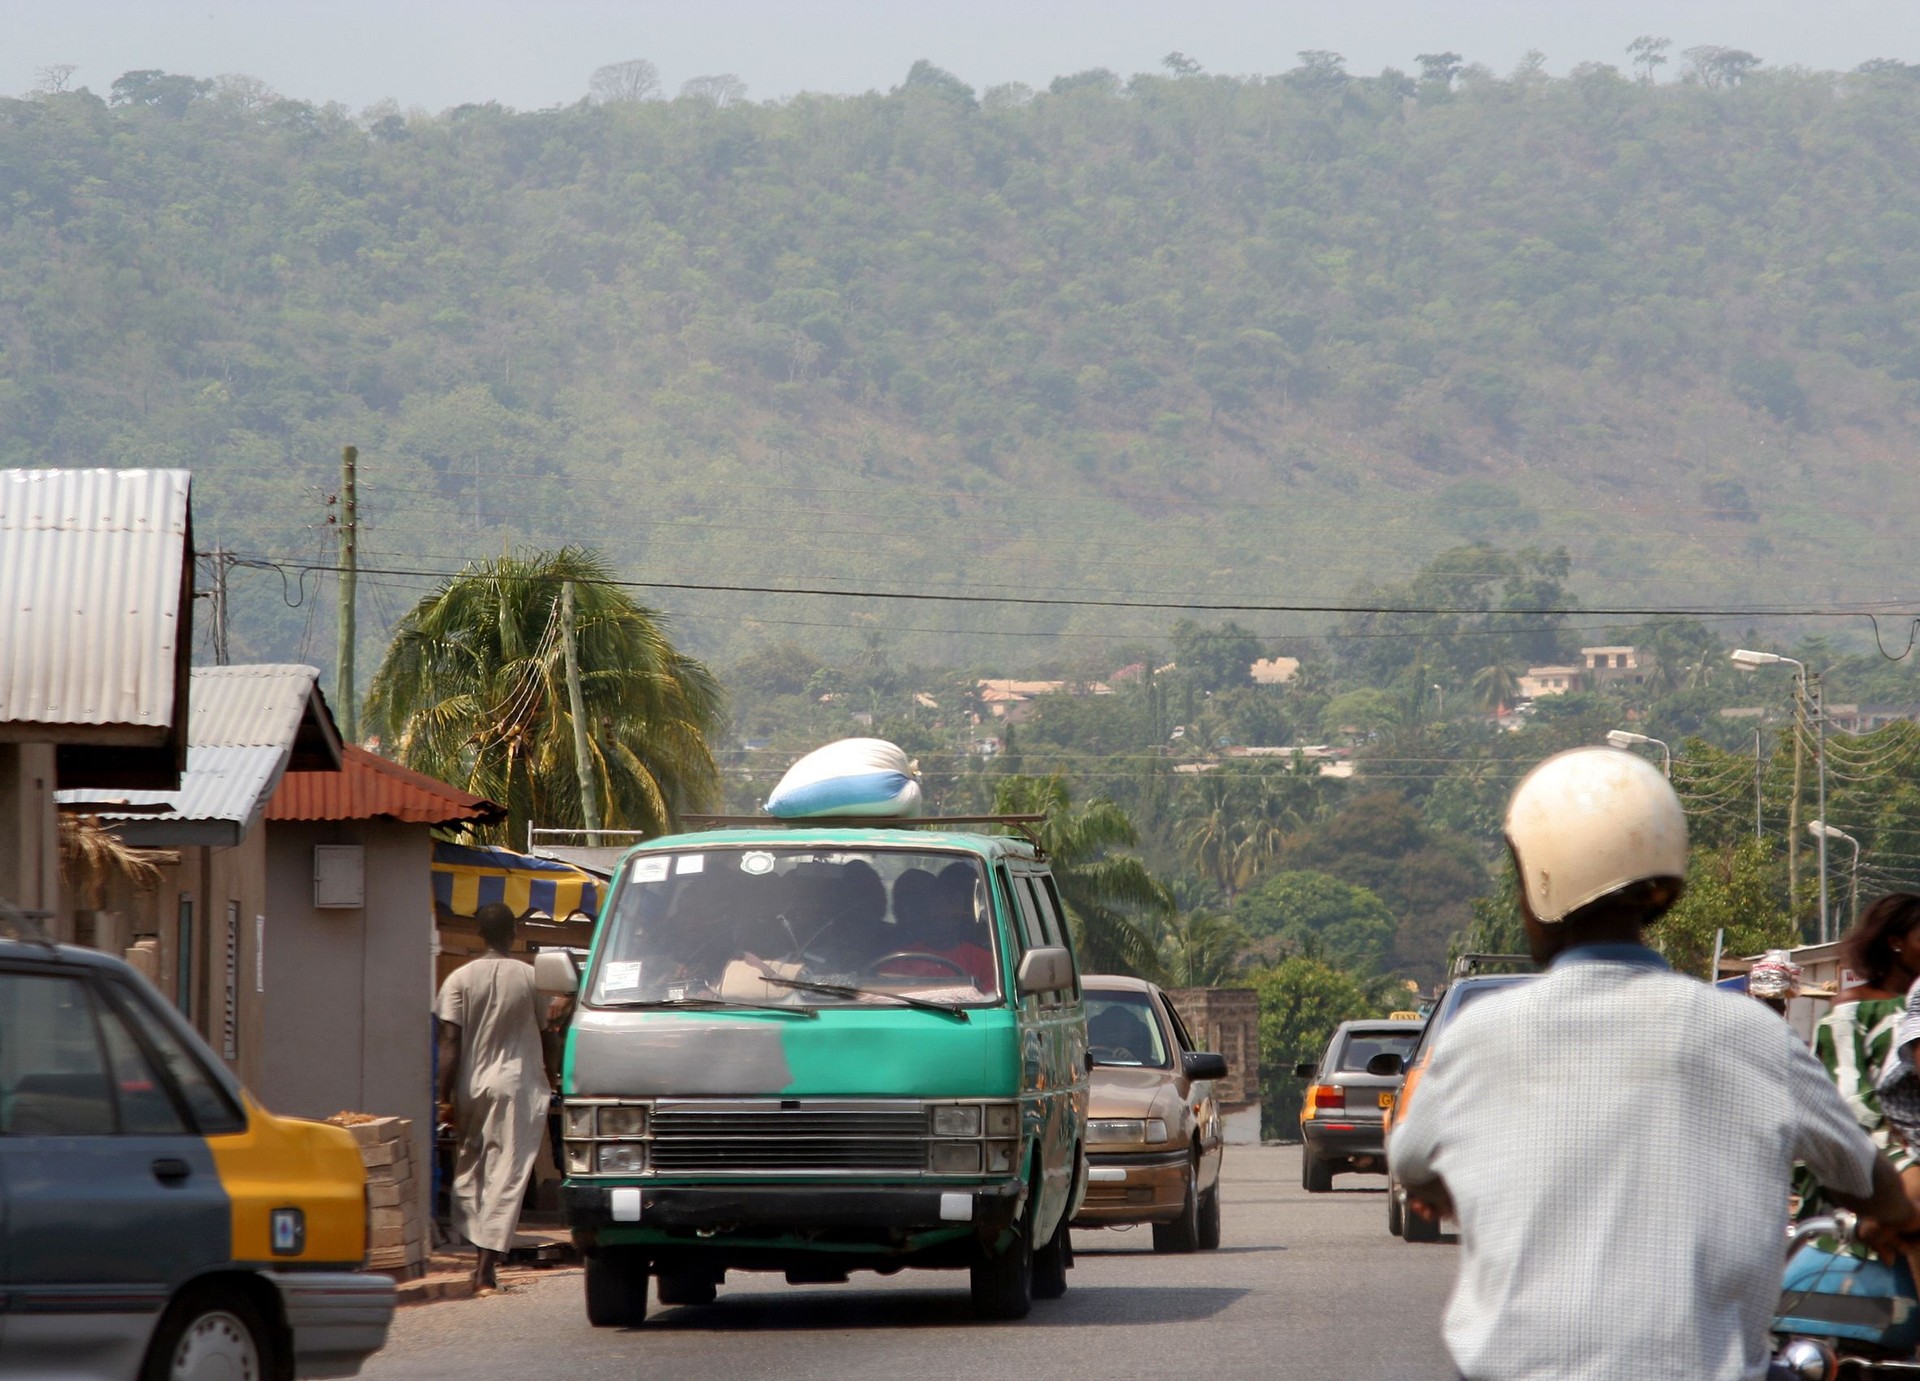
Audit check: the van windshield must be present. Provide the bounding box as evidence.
[588,848,1001,1007]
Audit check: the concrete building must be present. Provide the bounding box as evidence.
[264,743,503,1214]
[0,469,193,925]
[1167,986,1262,1145]
[60,665,344,1088]
[1517,664,1582,699]
[1581,645,1649,688]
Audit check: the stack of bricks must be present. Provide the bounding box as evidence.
[329,1114,428,1280]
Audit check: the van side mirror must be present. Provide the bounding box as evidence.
[534,950,581,995]
[1366,1052,1405,1078]
[1293,1060,1317,1079]
[1015,946,1074,996]
[1182,1051,1229,1081]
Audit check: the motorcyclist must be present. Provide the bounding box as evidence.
[1389,746,1920,1380]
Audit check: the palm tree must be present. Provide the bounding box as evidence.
[365,546,723,847]
[1472,661,1522,714]
[1176,771,1250,902]
[1157,909,1249,987]
[994,775,1173,981]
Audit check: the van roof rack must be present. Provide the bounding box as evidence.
[1449,952,1535,980]
[677,813,1048,851]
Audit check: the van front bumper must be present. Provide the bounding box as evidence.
[566,1180,1024,1251]
[265,1270,396,1379]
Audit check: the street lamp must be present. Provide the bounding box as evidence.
[1808,821,1861,934]
[1733,649,1827,942]
[1605,729,1671,777]
[1432,684,1443,716]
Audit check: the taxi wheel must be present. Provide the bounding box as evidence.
[143,1286,277,1381]
[1152,1158,1200,1254]
[1303,1152,1334,1194]
[585,1250,650,1327]
[1198,1184,1222,1250]
[1386,1181,1405,1237]
[1402,1192,1442,1244]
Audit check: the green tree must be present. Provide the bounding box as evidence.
[1652,839,1795,976]
[1234,870,1397,974]
[1252,956,1381,1137]
[1170,619,1263,692]
[993,774,1172,980]
[365,546,723,848]
[1156,910,1249,987]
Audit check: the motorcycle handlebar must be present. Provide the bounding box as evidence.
[1787,1210,1854,1260]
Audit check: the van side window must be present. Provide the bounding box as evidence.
[1005,871,1046,952]
[1029,874,1068,948]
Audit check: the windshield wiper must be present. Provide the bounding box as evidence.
[597,995,818,1019]
[760,976,971,1021]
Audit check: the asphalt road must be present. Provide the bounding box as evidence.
[361,1145,1458,1380]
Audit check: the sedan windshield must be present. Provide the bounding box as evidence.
[589,848,1000,1007]
[1085,990,1170,1068]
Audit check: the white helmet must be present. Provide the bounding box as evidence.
[1505,746,1689,923]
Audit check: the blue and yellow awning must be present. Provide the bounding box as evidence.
[431,841,603,920]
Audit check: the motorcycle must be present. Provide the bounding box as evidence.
[1773,1210,1920,1378]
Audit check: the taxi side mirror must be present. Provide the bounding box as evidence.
[1293,1060,1317,1079]
[1015,946,1074,996]
[1182,1051,1229,1081]
[534,950,581,995]
[1366,1052,1405,1078]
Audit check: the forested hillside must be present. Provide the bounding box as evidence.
[5,56,1920,664]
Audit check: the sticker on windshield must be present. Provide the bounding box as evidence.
[603,961,641,991]
[631,857,670,883]
[741,851,774,876]
[676,854,705,875]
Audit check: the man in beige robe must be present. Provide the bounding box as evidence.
[436,902,549,1292]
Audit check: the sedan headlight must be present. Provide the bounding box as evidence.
[1087,1118,1147,1146]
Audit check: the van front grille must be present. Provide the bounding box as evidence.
[649,1100,926,1175]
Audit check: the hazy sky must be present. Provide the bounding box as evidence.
[3,1,1918,112]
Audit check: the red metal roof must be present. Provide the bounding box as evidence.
[266,745,504,827]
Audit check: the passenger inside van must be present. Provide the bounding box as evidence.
[887,864,996,991]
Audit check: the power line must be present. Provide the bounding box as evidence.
[214,553,1920,621]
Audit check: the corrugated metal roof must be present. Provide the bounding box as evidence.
[59,665,342,845]
[267,745,504,827]
[0,469,191,734]
[61,745,288,846]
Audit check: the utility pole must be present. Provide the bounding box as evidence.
[1753,727,1763,842]
[336,445,358,744]
[561,580,602,844]
[1810,671,1829,944]
[209,546,231,666]
[1789,689,1804,928]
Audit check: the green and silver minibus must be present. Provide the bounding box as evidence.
[540,819,1088,1324]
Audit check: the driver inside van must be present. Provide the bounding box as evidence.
[888,863,996,992]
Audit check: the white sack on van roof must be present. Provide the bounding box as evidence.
[764,738,923,819]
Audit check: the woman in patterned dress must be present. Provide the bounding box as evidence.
[1807,895,1920,1216]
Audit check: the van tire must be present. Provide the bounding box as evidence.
[1032,1206,1070,1300]
[142,1283,280,1381]
[970,1204,1034,1320]
[585,1251,649,1327]
[1152,1157,1200,1254]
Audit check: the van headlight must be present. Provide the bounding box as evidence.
[564,1103,596,1139]
[932,1105,982,1137]
[598,1106,647,1138]
[930,1142,983,1174]
[597,1144,647,1175]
